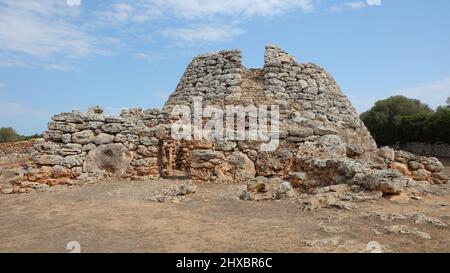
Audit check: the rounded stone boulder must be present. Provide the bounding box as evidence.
[377,147,395,162]
[422,157,444,173]
[84,143,133,176]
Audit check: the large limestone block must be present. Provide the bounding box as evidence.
[353,170,408,194]
[256,147,294,177]
[219,151,256,181]
[84,143,133,176]
[72,130,95,144]
[228,151,256,180]
[190,150,225,165]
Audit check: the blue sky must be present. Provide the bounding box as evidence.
[1,0,449,135]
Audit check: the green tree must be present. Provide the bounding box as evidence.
[398,112,433,143]
[0,127,21,143]
[360,96,432,146]
[427,107,450,144]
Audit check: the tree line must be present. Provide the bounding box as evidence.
[360,96,450,147]
[0,127,42,143]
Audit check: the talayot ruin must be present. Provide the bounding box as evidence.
[2,45,448,198]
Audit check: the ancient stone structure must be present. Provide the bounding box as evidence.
[2,45,448,194]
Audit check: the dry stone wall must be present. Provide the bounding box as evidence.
[165,49,244,110]
[1,45,447,194]
[32,107,168,184]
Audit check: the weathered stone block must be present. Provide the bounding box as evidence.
[84,143,133,176]
[72,130,95,144]
[101,123,123,134]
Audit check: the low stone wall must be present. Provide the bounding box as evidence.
[30,107,169,184]
[396,142,450,158]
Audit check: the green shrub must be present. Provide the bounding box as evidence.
[0,127,42,143]
[0,127,21,143]
[360,96,432,146]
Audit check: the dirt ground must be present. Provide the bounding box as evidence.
[0,159,449,253]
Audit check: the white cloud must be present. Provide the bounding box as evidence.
[395,76,450,109]
[0,0,382,70]
[97,0,315,24]
[329,1,367,13]
[95,2,162,25]
[161,24,245,43]
[95,1,313,45]
[66,0,81,7]
[0,0,105,69]
[0,11,92,58]
[367,0,382,6]
[1,0,75,17]
[100,3,135,24]
[150,0,315,19]
[329,0,381,13]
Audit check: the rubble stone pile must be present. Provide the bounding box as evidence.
[0,140,35,157]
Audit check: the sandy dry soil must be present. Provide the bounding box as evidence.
[0,159,449,253]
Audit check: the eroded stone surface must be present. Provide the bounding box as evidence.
[84,144,133,176]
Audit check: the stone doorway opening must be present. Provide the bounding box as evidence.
[160,140,190,179]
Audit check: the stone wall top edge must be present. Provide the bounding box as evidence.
[193,49,242,60]
[50,107,166,121]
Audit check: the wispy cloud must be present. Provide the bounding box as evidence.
[1,0,79,17]
[150,0,315,19]
[0,13,91,58]
[0,0,384,70]
[97,0,314,44]
[329,0,381,13]
[66,0,81,7]
[0,52,29,68]
[97,0,315,23]
[367,0,382,7]
[43,63,75,72]
[395,76,450,110]
[0,0,106,69]
[94,2,162,25]
[161,24,245,43]
[329,2,366,13]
